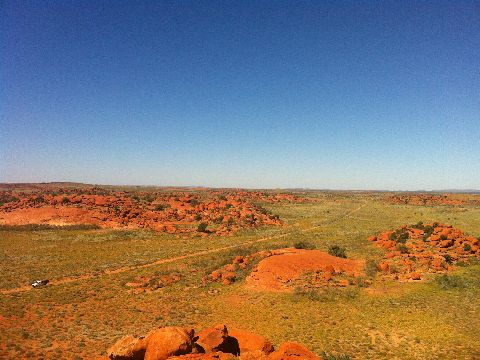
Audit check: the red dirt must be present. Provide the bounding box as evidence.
[245,248,365,292]
[369,222,480,281]
[0,187,307,236]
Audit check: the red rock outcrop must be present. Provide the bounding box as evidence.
[387,194,480,206]
[0,187,297,236]
[369,222,480,281]
[106,325,322,360]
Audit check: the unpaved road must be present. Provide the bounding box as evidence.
[1,202,367,294]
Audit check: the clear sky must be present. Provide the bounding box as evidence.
[1,1,479,190]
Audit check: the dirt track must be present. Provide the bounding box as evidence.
[0,202,367,295]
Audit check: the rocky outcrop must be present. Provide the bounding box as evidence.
[0,188,296,236]
[369,222,480,280]
[106,325,321,360]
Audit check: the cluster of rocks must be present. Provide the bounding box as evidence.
[125,273,183,294]
[368,222,480,281]
[294,266,370,289]
[0,189,294,235]
[387,194,480,206]
[225,191,308,204]
[105,324,321,360]
[204,249,366,291]
[203,253,269,286]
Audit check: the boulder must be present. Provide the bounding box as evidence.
[107,335,147,360]
[143,327,196,360]
[197,325,240,356]
[268,342,321,360]
[228,328,274,355]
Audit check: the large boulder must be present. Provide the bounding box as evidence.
[268,342,321,360]
[107,335,147,360]
[197,325,240,355]
[143,327,197,360]
[228,328,274,355]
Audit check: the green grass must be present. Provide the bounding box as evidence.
[1,192,479,359]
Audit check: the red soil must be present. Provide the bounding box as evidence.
[369,223,480,281]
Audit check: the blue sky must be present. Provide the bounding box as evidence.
[1,1,479,190]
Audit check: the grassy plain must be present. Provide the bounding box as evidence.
[1,192,480,359]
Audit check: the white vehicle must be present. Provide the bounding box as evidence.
[31,280,49,288]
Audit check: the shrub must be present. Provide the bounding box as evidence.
[219,195,227,201]
[189,199,199,206]
[411,221,424,230]
[423,225,435,240]
[435,274,465,289]
[294,241,316,250]
[143,195,155,203]
[365,259,378,278]
[0,194,19,206]
[397,244,409,254]
[464,244,472,252]
[443,254,453,264]
[389,228,409,243]
[439,234,448,240]
[321,351,351,360]
[194,214,202,221]
[197,222,208,233]
[61,197,70,204]
[154,204,169,211]
[33,196,46,204]
[328,245,347,258]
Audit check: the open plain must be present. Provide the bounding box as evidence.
[1,185,479,359]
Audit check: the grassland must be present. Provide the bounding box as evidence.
[1,192,480,359]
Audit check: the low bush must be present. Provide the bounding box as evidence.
[328,245,347,258]
[321,352,351,360]
[435,274,465,289]
[365,259,378,278]
[197,222,208,233]
[154,204,169,211]
[294,241,316,250]
[397,244,409,254]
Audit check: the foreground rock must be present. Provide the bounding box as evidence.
[106,325,321,360]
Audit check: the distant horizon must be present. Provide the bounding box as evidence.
[1,180,479,194]
[2,1,479,190]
